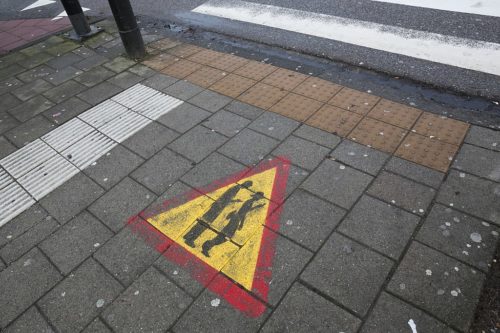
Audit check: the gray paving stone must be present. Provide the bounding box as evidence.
[0,136,16,159]
[0,78,23,96]
[89,177,155,232]
[301,233,393,316]
[123,122,179,159]
[338,195,419,259]
[12,79,53,101]
[416,204,499,271]
[361,292,456,333]
[103,267,191,332]
[273,190,345,251]
[0,258,4,271]
[77,81,122,105]
[72,46,96,59]
[0,248,61,328]
[96,45,124,59]
[40,212,113,275]
[94,225,160,286]
[40,173,105,224]
[224,100,264,120]
[465,125,500,152]
[204,110,251,137]
[74,66,115,87]
[43,80,87,104]
[0,93,21,113]
[0,217,58,264]
[106,71,143,89]
[0,205,48,248]
[218,128,279,165]
[131,148,192,195]
[103,56,136,73]
[453,144,500,182]
[16,65,55,83]
[84,145,144,190]
[18,52,52,69]
[332,140,389,175]
[169,125,227,163]
[181,152,245,188]
[82,318,111,333]
[5,115,55,147]
[158,103,211,133]
[42,97,91,125]
[281,163,310,201]
[173,282,267,333]
[163,80,204,100]
[47,52,83,69]
[301,159,373,209]
[273,135,330,170]
[249,112,300,140]
[45,66,83,85]
[0,64,25,80]
[293,124,341,149]
[0,111,19,135]
[45,41,79,56]
[189,90,232,112]
[74,54,108,71]
[127,64,157,78]
[83,32,116,49]
[387,242,485,332]
[368,171,436,215]
[142,73,178,90]
[8,95,55,122]
[146,181,194,211]
[38,258,123,333]
[3,306,54,333]
[437,170,500,225]
[385,156,445,188]
[261,282,361,333]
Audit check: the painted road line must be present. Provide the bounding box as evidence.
[0,84,183,227]
[372,0,500,18]
[21,0,56,11]
[192,0,500,76]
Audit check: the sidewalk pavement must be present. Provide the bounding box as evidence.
[0,18,499,333]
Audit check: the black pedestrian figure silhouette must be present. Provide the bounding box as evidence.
[202,192,265,257]
[183,181,253,248]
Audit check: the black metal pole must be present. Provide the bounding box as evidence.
[59,0,91,36]
[107,0,146,59]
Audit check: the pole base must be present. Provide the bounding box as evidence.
[65,25,103,41]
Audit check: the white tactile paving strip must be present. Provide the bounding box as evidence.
[0,84,183,227]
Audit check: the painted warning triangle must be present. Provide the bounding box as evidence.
[127,157,290,317]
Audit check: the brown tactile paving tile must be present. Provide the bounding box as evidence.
[237,82,288,110]
[329,87,380,115]
[167,44,204,58]
[349,118,408,153]
[395,133,459,172]
[209,74,257,98]
[185,66,227,88]
[233,60,278,81]
[142,53,178,71]
[367,99,422,129]
[292,77,342,103]
[209,54,250,72]
[412,112,470,145]
[187,49,225,65]
[160,59,203,79]
[149,38,182,51]
[269,93,324,122]
[145,46,160,56]
[306,104,362,136]
[261,68,309,91]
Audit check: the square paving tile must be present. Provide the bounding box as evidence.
[368,99,422,129]
[272,135,330,170]
[186,49,224,65]
[167,44,204,58]
[301,159,373,209]
[465,125,500,152]
[261,68,308,90]
[8,95,54,122]
[412,113,469,145]
[0,204,47,248]
[42,96,91,125]
[3,306,54,333]
[367,171,436,215]
[248,111,300,140]
[332,139,389,175]
[0,111,20,135]
[209,53,250,72]
[161,59,203,79]
[293,124,341,149]
[189,90,232,113]
[0,136,16,159]
[387,242,485,331]
[142,53,178,71]
[209,73,256,98]
[338,195,420,259]
[301,232,393,316]
[149,38,182,51]
[385,156,445,189]
[269,92,323,122]
[452,144,500,182]
[329,87,380,115]
[203,110,250,137]
[162,80,204,100]
[185,66,226,88]
[5,115,54,147]
[224,100,264,120]
[169,125,227,163]
[77,81,122,106]
[395,133,458,172]
[238,82,288,110]
[218,128,279,165]
[292,76,342,103]
[233,60,277,81]
[141,73,178,91]
[106,71,143,89]
[122,122,179,159]
[157,102,211,133]
[306,104,362,137]
[416,204,499,271]
[349,117,408,153]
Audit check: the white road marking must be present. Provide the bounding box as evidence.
[192,0,500,76]
[52,7,90,21]
[0,84,183,227]
[21,0,55,11]
[371,0,500,18]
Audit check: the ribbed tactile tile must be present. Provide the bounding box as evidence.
[293,77,342,103]
[412,113,470,145]
[0,168,12,190]
[306,105,362,136]
[98,110,152,143]
[0,140,57,179]
[395,133,459,172]
[131,94,183,121]
[0,181,35,227]
[79,99,129,128]
[237,82,288,110]
[329,87,380,115]
[142,53,178,71]
[185,66,227,88]
[349,118,407,153]
[62,131,117,170]
[269,93,323,122]
[42,118,94,152]
[167,44,204,58]
[187,49,224,65]
[210,74,257,98]
[111,84,160,110]
[160,59,203,79]
[233,60,277,81]
[261,68,309,90]
[367,99,422,129]
[209,54,249,72]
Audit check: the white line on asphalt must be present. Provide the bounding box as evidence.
[21,0,55,11]
[0,84,183,227]
[371,0,500,18]
[192,0,500,76]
